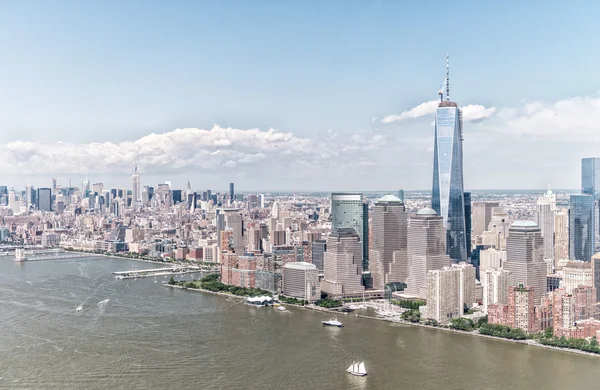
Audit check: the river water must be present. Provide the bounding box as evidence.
[0,257,598,389]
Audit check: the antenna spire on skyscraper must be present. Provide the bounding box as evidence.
[134,161,138,174]
[446,54,450,101]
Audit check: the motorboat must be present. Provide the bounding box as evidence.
[322,318,343,327]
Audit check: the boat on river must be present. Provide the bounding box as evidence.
[322,318,343,327]
[347,360,367,376]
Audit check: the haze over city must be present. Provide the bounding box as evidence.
[1,1,599,190]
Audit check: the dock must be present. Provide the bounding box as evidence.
[13,248,96,262]
[112,265,208,279]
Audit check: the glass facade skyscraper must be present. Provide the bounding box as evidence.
[582,158,600,252]
[569,195,595,262]
[331,193,369,271]
[431,100,468,262]
[582,158,600,196]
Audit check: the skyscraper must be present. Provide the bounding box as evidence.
[331,193,369,270]
[582,158,600,196]
[36,188,52,212]
[569,195,595,262]
[321,228,365,298]
[503,221,547,305]
[431,57,468,263]
[472,202,500,238]
[554,209,569,265]
[582,158,600,253]
[369,194,408,290]
[132,163,141,208]
[405,208,451,299]
[536,189,556,261]
[229,182,235,203]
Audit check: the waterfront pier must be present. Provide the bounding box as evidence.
[112,265,213,279]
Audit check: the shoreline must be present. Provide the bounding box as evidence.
[165,283,600,359]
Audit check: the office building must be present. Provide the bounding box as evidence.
[311,240,326,272]
[321,228,365,298]
[431,60,468,262]
[582,158,600,253]
[503,221,547,305]
[369,194,408,290]
[221,209,244,255]
[569,195,595,262]
[331,193,369,270]
[229,182,234,203]
[561,260,593,294]
[247,227,262,252]
[36,188,52,212]
[482,268,511,313]
[472,202,501,238]
[405,208,451,299]
[282,262,320,303]
[536,189,556,261]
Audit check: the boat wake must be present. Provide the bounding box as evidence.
[97,299,110,307]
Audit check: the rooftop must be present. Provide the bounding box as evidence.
[284,261,318,270]
[511,220,538,228]
[376,194,403,203]
[416,207,437,216]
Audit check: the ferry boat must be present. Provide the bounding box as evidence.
[322,318,343,327]
[347,360,367,376]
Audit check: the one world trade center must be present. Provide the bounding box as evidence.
[431,57,469,262]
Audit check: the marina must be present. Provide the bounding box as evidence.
[112,265,204,279]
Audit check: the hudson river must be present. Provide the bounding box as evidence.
[1,257,599,389]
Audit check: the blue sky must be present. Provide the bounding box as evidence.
[0,1,599,191]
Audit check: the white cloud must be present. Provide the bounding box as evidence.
[381,101,495,124]
[381,101,438,123]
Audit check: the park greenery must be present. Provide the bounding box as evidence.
[449,317,475,331]
[170,273,272,297]
[539,335,600,354]
[401,309,421,323]
[315,298,343,308]
[64,247,216,267]
[278,296,307,305]
[390,300,426,310]
[478,323,527,340]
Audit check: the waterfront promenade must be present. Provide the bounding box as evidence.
[166,281,600,359]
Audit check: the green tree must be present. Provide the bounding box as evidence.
[544,326,553,339]
[168,276,176,285]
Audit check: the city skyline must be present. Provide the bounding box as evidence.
[1,2,600,190]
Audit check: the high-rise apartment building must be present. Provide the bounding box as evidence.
[479,248,506,272]
[482,268,511,313]
[554,209,569,265]
[36,188,52,212]
[503,221,547,305]
[221,209,244,256]
[426,266,461,323]
[569,195,595,262]
[405,208,451,299]
[472,201,500,238]
[592,253,600,303]
[369,194,408,290]
[431,60,468,263]
[331,193,369,270]
[536,190,556,261]
[321,228,365,298]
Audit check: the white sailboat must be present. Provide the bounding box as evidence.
[346,360,367,376]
